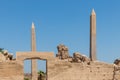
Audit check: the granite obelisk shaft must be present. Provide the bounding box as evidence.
[90,9,97,61]
[31,22,37,80]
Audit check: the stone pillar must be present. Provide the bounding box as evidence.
[90,9,97,61]
[31,22,37,80]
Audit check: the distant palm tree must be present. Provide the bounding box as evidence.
[38,70,45,80]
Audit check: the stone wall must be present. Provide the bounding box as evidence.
[48,59,120,80]
[0,58,120,80]
[0,61,23,80]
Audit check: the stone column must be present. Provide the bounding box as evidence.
[90,9,97,61]
[31,22,37,80]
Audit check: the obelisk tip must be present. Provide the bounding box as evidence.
[91,9,96,15]
[32,22,35,28]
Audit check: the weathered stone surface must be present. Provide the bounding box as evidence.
[114,58,120,66]
[72,52,90,64]
[48,61,119,80]
[56,44,69,59]
[0,50,13,61]
[16,52,54,61]
[0,61,23,80]
[0,59,120,80]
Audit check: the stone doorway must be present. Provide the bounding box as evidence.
[16,52,54,80]
[37,60,47,80]
[23,58,47,80]
[24,60,32,80]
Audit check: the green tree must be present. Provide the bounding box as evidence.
[0,48,4,54]
[38,70,46,80]
[24,77,29,80]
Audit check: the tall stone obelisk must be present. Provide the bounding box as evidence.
[31,22,37,80]
[90,9,97,61]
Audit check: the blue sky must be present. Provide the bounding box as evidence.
[0,0,120,73]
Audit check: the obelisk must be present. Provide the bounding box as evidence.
[90,9,97,61]
[31,22,37,80]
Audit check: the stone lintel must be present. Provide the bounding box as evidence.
[16,52,54,61]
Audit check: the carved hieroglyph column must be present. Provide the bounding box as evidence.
[90,9,97,61]
[31,22,37,80]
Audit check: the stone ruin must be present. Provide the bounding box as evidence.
[0,9,120,80]
[56,44,90,64]
[0,48,13,61]
[114,58,120,66]
[56,44,69,59]
[72,52,90,64]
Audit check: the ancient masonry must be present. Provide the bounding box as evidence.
[31,23,37,80]
[90,9,96,61]
[0,9,120,80]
